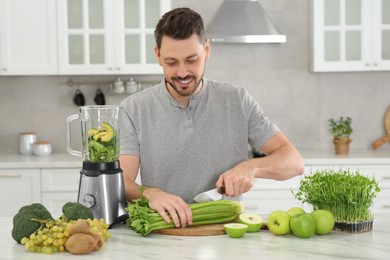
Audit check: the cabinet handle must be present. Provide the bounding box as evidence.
[108,67,113,70]
[2,67,6,72]
[0,173,21,177]
[382,176,390,180]
[383,205,390,209]
[117,67,121,70]
[373,63,378,66]
[244,203,258,209]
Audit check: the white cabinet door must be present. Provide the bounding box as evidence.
[57,0,115,75]
[42,193,79,218]
[0,0,57,75]
[241,176,312,214]
[41,168,80,217]
[57,0,170,75]
[371,0,390,70]
[115,0,170,75]
[0,169,41,217]
[311,0,390,72]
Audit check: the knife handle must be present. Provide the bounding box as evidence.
[217,185,225,195]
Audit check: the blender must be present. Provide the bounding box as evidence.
[66,105,128,226]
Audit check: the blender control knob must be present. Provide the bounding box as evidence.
[82,194,97,208]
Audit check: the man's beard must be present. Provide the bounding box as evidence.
[165,72,205,97]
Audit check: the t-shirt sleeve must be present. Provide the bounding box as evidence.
[119,103,140,157]
[240,88,280,149]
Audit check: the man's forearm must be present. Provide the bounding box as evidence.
[249,143,304,180]
[125,181,142,201]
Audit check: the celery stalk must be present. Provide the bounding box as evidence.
[125,199,243,236]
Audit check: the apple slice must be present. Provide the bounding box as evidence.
[238,212,263,232]
[224,223,248,238]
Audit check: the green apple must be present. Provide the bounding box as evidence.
[224,223,248,238]
[238,212,263,232]
[267,210,291,235]
[287,207,305,217]
[311,209,335,235]
[290,213,316,238]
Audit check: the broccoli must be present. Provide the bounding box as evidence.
[11,203,54,243]
[62,202,94,221]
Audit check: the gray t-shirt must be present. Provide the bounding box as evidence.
[119,78,279,203]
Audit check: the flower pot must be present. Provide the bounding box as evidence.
[333,220,373,233]
[333,137,352,155]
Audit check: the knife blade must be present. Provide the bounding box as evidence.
[194,186,225,203]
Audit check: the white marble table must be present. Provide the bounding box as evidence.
[1,214,389,260]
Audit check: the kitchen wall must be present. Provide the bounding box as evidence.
[1,0,390,154]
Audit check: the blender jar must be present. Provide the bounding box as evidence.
[67,105,122,162]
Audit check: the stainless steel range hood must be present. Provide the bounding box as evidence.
[206,0,286,43]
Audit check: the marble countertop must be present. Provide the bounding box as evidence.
[1,149,390,169]
[1,214,389,260]
[0,153,82,168]
[300,149,390,165]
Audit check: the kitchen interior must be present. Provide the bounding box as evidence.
[1,1,390,151]
[1,0,390,259]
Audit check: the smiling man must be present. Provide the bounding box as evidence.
[119,8,304,228]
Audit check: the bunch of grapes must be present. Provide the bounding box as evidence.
[20,218,111,254]
[87,218,112,240]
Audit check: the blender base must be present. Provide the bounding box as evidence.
[77,161,129,226]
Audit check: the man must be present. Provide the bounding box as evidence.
[119,8,304,228]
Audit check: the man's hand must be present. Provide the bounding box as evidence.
[216,132,305,198]
[216,161,256,197]
[142,187,192,228]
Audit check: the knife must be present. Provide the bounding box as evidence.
[194,186,225,203]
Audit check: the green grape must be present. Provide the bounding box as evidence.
[20,237,28,245]
[46,237,53,244]
[51,225,59,232]
[58,238,65,245]
[87,218,112,241]
[42,246,53,254]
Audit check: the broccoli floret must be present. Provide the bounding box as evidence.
[62,202,94,221]
[11,203,53,243]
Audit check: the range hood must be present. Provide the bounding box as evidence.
[206,0,286,43]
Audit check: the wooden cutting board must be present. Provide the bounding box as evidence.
[153,223,268,236]
[372,106,390,149]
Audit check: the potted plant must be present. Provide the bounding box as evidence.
[293,168,380,233]
[329,116,353,155]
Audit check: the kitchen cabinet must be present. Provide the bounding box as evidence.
[41,168,79,217]
[0,0,58,75]
[311,0,390,72]
[242,171,312,214]
[0,169,41,217]
[0,167,80,218]
[57,0,171,75]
